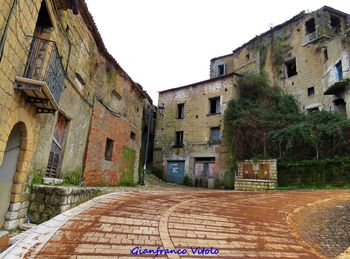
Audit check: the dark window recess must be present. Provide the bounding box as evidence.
[217,64,226,76]
[175,131,184,147]
[307,87,315,97]
[104,138,114,161]
[210,127,221,142]
[209,97,221,114]
[285,58,297,78]
[177,103,184,119]
[246,53,250,61]
[335,60,343,81]
[75,72,86,87]
[330,15,341,33]
[323,48,328,62]
[333,99,346,113]
[130,131,136,140]
[305,18,316,34]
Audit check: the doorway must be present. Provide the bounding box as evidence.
[0,123,23,227]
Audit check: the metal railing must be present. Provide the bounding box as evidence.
[24,37,66,104]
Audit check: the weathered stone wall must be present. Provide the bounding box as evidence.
[0,0,42,230]
[235,159,277,191]
[210,7,350,116]
[28,185,101,224]
[0,0,149,229]
[154,75,238,186]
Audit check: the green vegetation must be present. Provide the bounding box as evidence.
[275,184,350,190]
[30,170,44,187]
[224,73,350,165]
[61,171,82,186]
[119,147,136,186]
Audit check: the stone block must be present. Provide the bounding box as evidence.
[3,219,19,230]
[8,202,22,211]
[5,211,19,220]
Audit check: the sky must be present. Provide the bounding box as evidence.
[85,0,349,104]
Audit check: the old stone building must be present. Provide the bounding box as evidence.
[0,0,151,229]
[211,6,350,116]
[154,6,350,187]
[153,73,240,188]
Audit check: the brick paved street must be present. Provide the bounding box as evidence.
[2,186,350,259]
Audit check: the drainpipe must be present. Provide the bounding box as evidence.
[72,0,79,15]
[0,0,18,62]
[141,106,153,185]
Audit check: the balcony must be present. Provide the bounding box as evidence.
[14,37,66,113]
[324,78,349,95]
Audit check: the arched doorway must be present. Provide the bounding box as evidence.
[0,123,23,227]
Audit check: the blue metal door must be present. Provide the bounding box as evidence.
[167,161,185,184]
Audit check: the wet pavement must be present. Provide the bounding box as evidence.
[2,187,349,259]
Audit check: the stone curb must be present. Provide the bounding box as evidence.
[0,192,120,259]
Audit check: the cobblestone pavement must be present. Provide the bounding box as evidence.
[2,186,350,259]
[294,198,350,258]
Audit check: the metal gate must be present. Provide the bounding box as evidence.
[167,161,185,184]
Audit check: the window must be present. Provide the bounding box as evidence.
[209,97,221,114]
[335,60,343,81]
[210,127,221,142]
[246,53,250,61]
[177,103,184,119]
[174,131,184,147]
[330,15,341,33]
[75,72,86,89]
[217,64,226,76]
[305,18,316,34]
[285,58,297,78]
[323,48,328,62]
[130,131,136,140]
[104,138,113,161]
[307,87,315,97]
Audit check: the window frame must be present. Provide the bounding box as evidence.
[208,97,221,115]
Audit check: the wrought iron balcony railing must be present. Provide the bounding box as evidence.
[14,37,66,113]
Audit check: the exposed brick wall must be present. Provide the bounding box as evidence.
[83,100,141,186]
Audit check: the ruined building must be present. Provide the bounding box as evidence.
[153,6,350,187]
[0,0,153,229]
[211,6,350,116]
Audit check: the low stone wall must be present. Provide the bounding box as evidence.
[235,179,277,191]
[28,185,102,224]
[235,159,277,191]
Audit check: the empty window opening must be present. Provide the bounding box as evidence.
[305,18,316,34]
[104,138,113,161]
[333,99,346,113]
[209,97,221,114]
[175,131,184,147]
[323,48,328,62]
[335,60,343,81]
[177,103,184,119]
[75,72,86,89]
[210,127,221,142]
[217,64,226,76]
[130,131,136,140]
[307,107,320,113]
[330,15,341,33]
[246,53,250,61]
[285,58,297,78]
[307,87,315,97]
